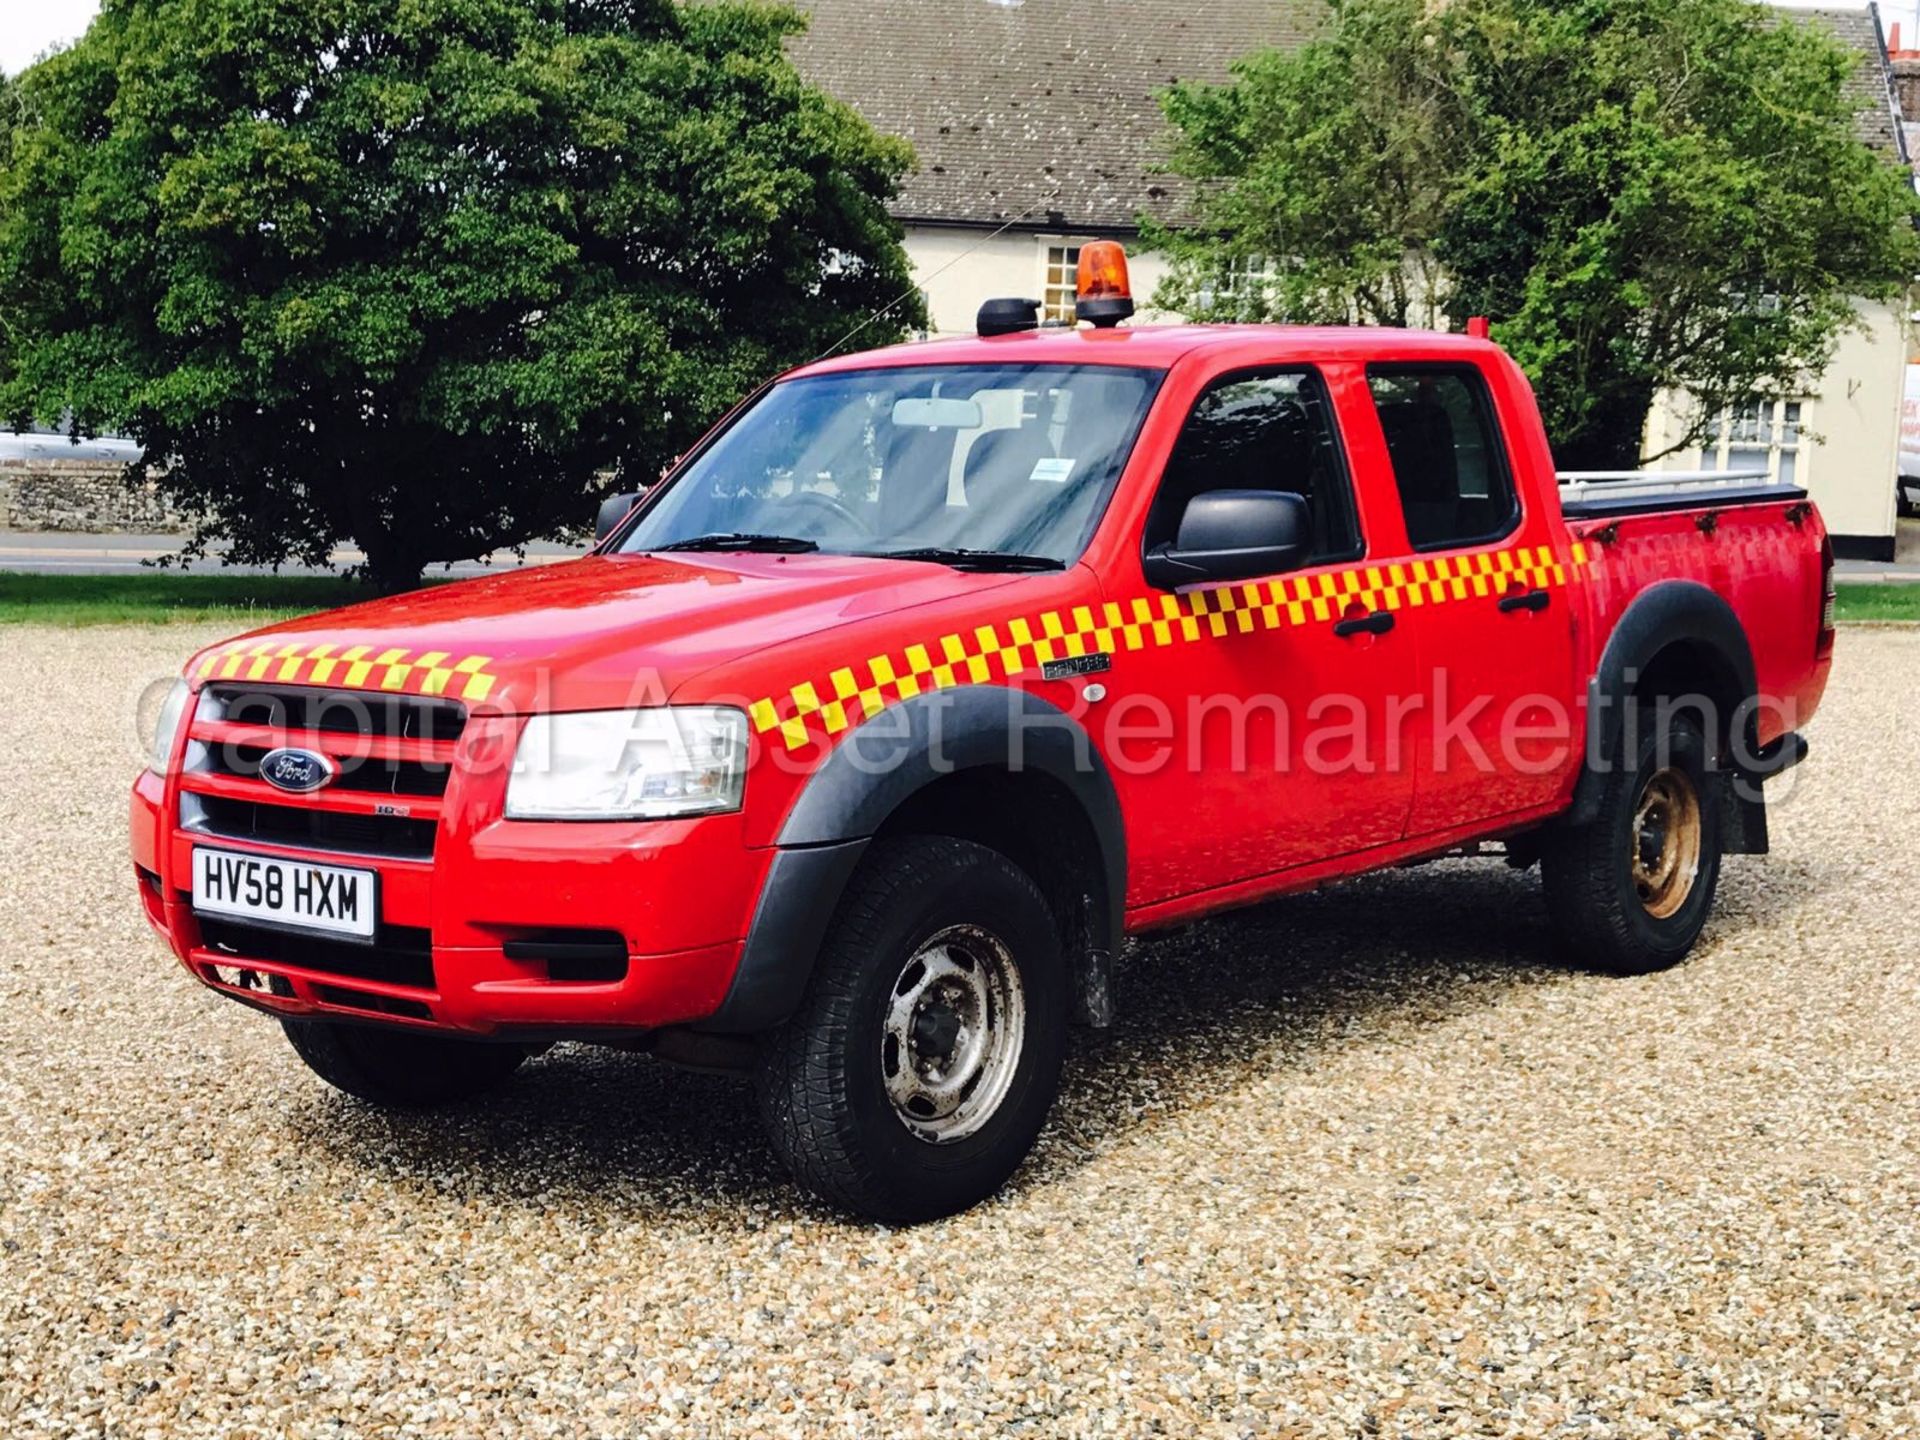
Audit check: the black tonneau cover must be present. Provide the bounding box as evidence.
[1556,470,1806,521]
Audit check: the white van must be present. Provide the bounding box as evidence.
[1900,365,1920,516]
[0,424,143,463]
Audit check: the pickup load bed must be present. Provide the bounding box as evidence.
[133,294,1833,1219]
[1557,471,1829,823]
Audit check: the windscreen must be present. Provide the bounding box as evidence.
[619,364,1162,564]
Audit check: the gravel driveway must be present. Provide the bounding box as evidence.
[1,625,1915,1438]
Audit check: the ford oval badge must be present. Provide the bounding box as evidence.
[259,747,336,794]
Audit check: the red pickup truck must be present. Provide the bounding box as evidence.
[132,247,1834,1220]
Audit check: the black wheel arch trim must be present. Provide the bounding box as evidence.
[701,838,873,1035]
[701,686,1128,1034]
[1570,579,1768,850]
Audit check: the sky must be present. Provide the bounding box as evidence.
[3,0,100,76]
[0,0,1911,76]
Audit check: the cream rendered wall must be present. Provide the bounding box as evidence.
[1644,298,1907,547]
[902,224,1175,337]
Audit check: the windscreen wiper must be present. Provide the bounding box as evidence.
[857,546,1066,572]
[652,532,821,554]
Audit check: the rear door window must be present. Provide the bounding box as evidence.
[1365,366,1518,550]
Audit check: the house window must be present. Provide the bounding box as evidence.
[1698,398,1805,485]
[1041,244,1081,325]
[1199,254,1270,320]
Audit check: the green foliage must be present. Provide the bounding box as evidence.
[1148,0,1920,469]
[0,0,922,585]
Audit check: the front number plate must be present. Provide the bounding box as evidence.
[191,848,377,941]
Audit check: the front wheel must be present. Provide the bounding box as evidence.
[1542,709,1722,975]
[755,836,1066,1222]
[281,1019,531,1106]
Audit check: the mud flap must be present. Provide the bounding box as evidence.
[1718,731,1806,856]
[1716,771,1769,856]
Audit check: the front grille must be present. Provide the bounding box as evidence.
[197,916,435,991]
[185,793,437,859]
[182,681,463,860]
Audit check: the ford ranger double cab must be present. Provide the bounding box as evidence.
[133,246,1834,1220]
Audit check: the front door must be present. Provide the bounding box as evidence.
[1108,366,1419,905]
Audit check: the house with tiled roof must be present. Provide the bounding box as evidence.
[790,0,1915,557]
[788,0,1318,329]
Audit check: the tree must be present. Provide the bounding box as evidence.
[0,0,922,587]
[1147,0,1920,470]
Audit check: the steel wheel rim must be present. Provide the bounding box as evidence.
[1631,766,1702,920]
[880,924,1026,1143]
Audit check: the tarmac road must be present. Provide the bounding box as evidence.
[0,530,581,577]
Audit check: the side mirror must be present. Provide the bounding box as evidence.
[594,492,641,545]
[1143,489,1313,589]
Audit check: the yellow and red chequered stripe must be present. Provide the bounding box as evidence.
[193,641,499,703]
[749,541,1590,751]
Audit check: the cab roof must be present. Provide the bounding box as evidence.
[788,323,1501,379]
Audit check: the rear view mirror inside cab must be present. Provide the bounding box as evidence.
[892,397,983,430]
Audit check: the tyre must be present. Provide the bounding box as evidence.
[1542,707,1722,975]
[281,1019,530,1106]
[756,835,1067,1223]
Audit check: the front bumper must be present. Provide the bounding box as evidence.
[132,766,772,1038]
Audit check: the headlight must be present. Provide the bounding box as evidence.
[148,678,193,774]
[506,707,748,820]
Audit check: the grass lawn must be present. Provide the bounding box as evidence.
[0,572,372,626]
[1833,583,1920,624]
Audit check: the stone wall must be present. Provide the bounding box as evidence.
[0,458,183,533]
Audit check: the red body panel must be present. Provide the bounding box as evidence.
[133,323,1832,1036]
[1566,506,1833,745]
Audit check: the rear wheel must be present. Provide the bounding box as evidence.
[1542,708,1722,975]
[756,835,1066,1223]
[281,1019,530,1106]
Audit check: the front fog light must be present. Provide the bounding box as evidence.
[505,706,748,820]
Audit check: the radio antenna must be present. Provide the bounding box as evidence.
[808,196,1060,364]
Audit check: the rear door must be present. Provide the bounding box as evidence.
[1361,362,1578,836]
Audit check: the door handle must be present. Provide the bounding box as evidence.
[1333,610,1395,638]
[1498,588,1550,613]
